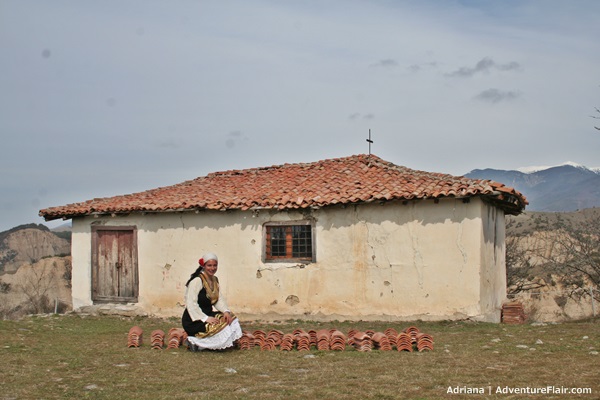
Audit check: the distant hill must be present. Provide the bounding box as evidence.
[506,207,600,236]
[0,224,70,274]
[465,163,600,212]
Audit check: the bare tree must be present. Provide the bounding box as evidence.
[594,107,600,131]
[538,214,600,301]
[505,235,546,294]
[18,262,58,314]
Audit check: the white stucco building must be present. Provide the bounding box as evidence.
[40,154,526,322]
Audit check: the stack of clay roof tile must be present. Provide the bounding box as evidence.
[260,329,284,351]
[350,331,373,352]
[279,333,296,351]
[237,332,255,350]
[384,328,399,347]
[268,329,284,345]
[260,340,275,351]
[502,302,526,324]
[308,330,318,348]
[329,330,347,351]
[416,333,434,351]
[403,326,420,343]
[252,330,266,347]
[292,328,306,337]
[150,329,165,350]
[396,332,413,352]
[371,332,393,351]
[294,330,311,351]
[316,329,331,351]
[235,326,433,352]
[347,329,359,347]
[167,328,187,349]
[127,326,143,348]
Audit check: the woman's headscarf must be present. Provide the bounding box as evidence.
[186,252,219,287]
[199,252,218,266]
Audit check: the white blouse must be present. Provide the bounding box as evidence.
[185,276,230,322]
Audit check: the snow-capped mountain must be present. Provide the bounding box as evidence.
[464,163,600,212]
[516,162,600,174]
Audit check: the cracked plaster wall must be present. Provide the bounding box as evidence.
[70,197,504,321]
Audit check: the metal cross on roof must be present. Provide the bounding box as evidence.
[366,129,373,155]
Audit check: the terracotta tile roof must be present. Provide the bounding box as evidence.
[39,154,527,221]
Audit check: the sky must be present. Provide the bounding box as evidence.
[1,0,599,232]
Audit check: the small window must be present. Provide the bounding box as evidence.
[265,222,314,262]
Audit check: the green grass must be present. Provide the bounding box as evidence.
[1,315,599,399]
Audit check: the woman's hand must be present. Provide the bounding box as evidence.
[222,311,233,325]
[205,316,219,325]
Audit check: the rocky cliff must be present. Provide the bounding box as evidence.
[0,224,71,318]
[0,224,70,274]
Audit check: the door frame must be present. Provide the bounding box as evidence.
[91,225,139,303]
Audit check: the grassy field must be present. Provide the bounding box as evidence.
[1,314,598,399]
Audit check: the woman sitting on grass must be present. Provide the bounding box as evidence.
[181,252,242,351]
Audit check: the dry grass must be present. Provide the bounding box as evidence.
[1,315,599,399]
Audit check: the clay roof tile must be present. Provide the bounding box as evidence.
[39,154,527,220]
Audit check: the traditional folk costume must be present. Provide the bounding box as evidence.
[182,254,242,351]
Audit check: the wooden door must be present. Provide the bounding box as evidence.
[92,226,138,302]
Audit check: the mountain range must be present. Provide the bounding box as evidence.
[464,162,600,212]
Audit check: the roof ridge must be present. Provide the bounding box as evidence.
[206,154,380,178]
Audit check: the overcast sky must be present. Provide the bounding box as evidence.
[1,0,599,232]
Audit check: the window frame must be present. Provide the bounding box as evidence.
[263,220,316,263]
